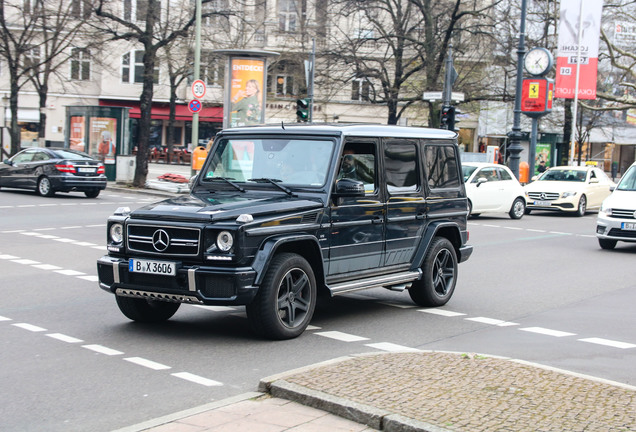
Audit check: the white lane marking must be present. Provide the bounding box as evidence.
[419,308,466,317]
[92,246,106,250]
[53,238,76,243]
[366,342,421,353]
[579,338,636,349]
[0,316,12,321]
[38,235,60,239]
[47,333,83,343]
[32,264,63,270]
[55,269,85,276]
[578,234,596,238]
[172,372,223,387]
[39,204,57,207]
[61,226,83,230]
[306,325,321,331]
[520,327,576,337]
[482,224,500,228]
[77,275,99,282]
[86,224,104,228]
[548,231,572,235]
[33,227,56,231]
[73,242,97,247]
[526,229,546,233]
[0,254,20,259]
[17,205,36,208]
[503,226,523,230]
[83,345,123,356]
[20,232,42,236]
[124,357,171,370]
[315,331,369,342]
[11,259,40,265]
[13,323,47,332]
[466,317,519,326]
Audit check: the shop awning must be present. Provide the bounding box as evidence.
[99,100,223,122]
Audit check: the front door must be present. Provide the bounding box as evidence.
[328,140,384,276]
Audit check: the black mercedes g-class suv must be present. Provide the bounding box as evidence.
[97,124,472,339]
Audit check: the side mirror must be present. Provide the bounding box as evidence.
[610,185,616,192]
[3,159,12,165]
[530,175,538,182]
[476,177,488,187]
[334,178,365,197]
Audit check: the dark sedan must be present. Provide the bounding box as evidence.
[0,147,107,198]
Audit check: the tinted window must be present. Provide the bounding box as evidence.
[424,145,460,189]
[338,142,376,193]
[384,143,417,193]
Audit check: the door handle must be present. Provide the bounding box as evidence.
[416,213,425,220]
[372,217,384,224]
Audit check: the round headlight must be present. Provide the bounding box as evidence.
[216,231,233,252]
[110,223,124,243]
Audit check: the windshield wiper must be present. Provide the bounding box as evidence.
[209,177,245,192]
[248,178,295,196]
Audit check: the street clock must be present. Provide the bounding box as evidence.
[524,47,554,77]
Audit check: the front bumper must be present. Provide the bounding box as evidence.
[97,255,258,305]
[525,197,577,212]
[596,215,636,243]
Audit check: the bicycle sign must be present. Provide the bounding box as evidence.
[191,80,206,99]
[188,99,202,114]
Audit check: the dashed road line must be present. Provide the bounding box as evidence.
[13,323,47,332]
[171,372,223,387]
[465,316,519,327]
[315,331,369,342]
[0,316,12,321]
[579,338,636,349]
[419,308,466,317]
[365,342,421,353]
[124,357,171,370]
[520,327,576,337]
[47,333,84,343]
[83,344,124,356]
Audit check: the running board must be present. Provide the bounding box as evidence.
[327,270,421,296]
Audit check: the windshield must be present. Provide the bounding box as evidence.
[201,138,335,187]
[462,165,477,182]
[538,169,586,182]
[617,165,636,191]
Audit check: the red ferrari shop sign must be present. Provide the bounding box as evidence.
[521,78,553,118]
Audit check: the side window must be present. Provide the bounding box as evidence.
[424,144,460,189]
[476,168,498,182]
[338,142,376,193]
[13,152,35,163]
[384,142,418,193]
[32,151,49,162]
[498,167,512,181]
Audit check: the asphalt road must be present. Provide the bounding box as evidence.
[1,188,635,431]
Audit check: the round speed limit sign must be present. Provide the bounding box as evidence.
[191,79,206,99]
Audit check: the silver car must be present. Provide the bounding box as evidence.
[596,162,636,250]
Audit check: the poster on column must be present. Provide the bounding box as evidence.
[555,0,603,99]
[90,117,117,164]
[229,58,266,128]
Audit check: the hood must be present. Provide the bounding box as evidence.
[130,192,323,222]
[602,189,636,210]
[524,180,585,193]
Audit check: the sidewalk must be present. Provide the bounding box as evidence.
[118,351,636,432]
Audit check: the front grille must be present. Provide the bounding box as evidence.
[527,192,560,200]
[128,224,200,256]
[611,208,636,219]
[608,228,636,238]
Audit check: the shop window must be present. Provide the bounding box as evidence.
[122,50,159,84]
[270,61,301,97]
[70,48,91,81]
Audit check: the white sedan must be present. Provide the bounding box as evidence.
[524,166,615,217]
[462,162,526,219]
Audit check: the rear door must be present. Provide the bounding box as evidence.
[423,142,466,223]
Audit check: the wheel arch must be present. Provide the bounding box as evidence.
[252,235,325,288]
[410,222,463,272]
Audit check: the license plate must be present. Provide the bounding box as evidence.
[129,258,177,276]
[533,200,552,206]
[622,222,636,231]
[78,167,96,173]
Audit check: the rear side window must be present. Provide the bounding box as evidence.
[384,142,418,193]
[424,144,460,189]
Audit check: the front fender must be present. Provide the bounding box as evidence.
[252,235,325,286]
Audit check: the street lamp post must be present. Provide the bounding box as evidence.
[507,0,528,179]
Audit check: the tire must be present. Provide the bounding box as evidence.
[37,176,55,197]
[576,195,587,217]
[115,295,180,322]
[598,238,617,250]
[509,197,526,219]
[409,237,458,307]
[467,200,472,216]
[85,189,100,198]
[524,208,532,215]
[246,253,316,340]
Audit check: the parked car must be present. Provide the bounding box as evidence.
[523,165,615,216]
[97,124,473,340]
[596,161,636,249]
[0,147,107,198]
[462,162,526,219]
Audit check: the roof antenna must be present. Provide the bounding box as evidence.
[281,121,285,130]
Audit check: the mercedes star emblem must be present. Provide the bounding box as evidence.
[152,229,170,252]
[540,192,547,200]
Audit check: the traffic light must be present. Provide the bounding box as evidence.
[440,106,456,131]
[296,98,309,122]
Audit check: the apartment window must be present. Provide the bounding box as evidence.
[70,48,91,81]
[270,61,300,97]
[124,0,159,21]
[199,52,224,87]
[351,78,371,102]
[203,0,229,30]
[71,0,90,18]
[278,0,297,33]
[24,46,41,74]
[122,50,159,84]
